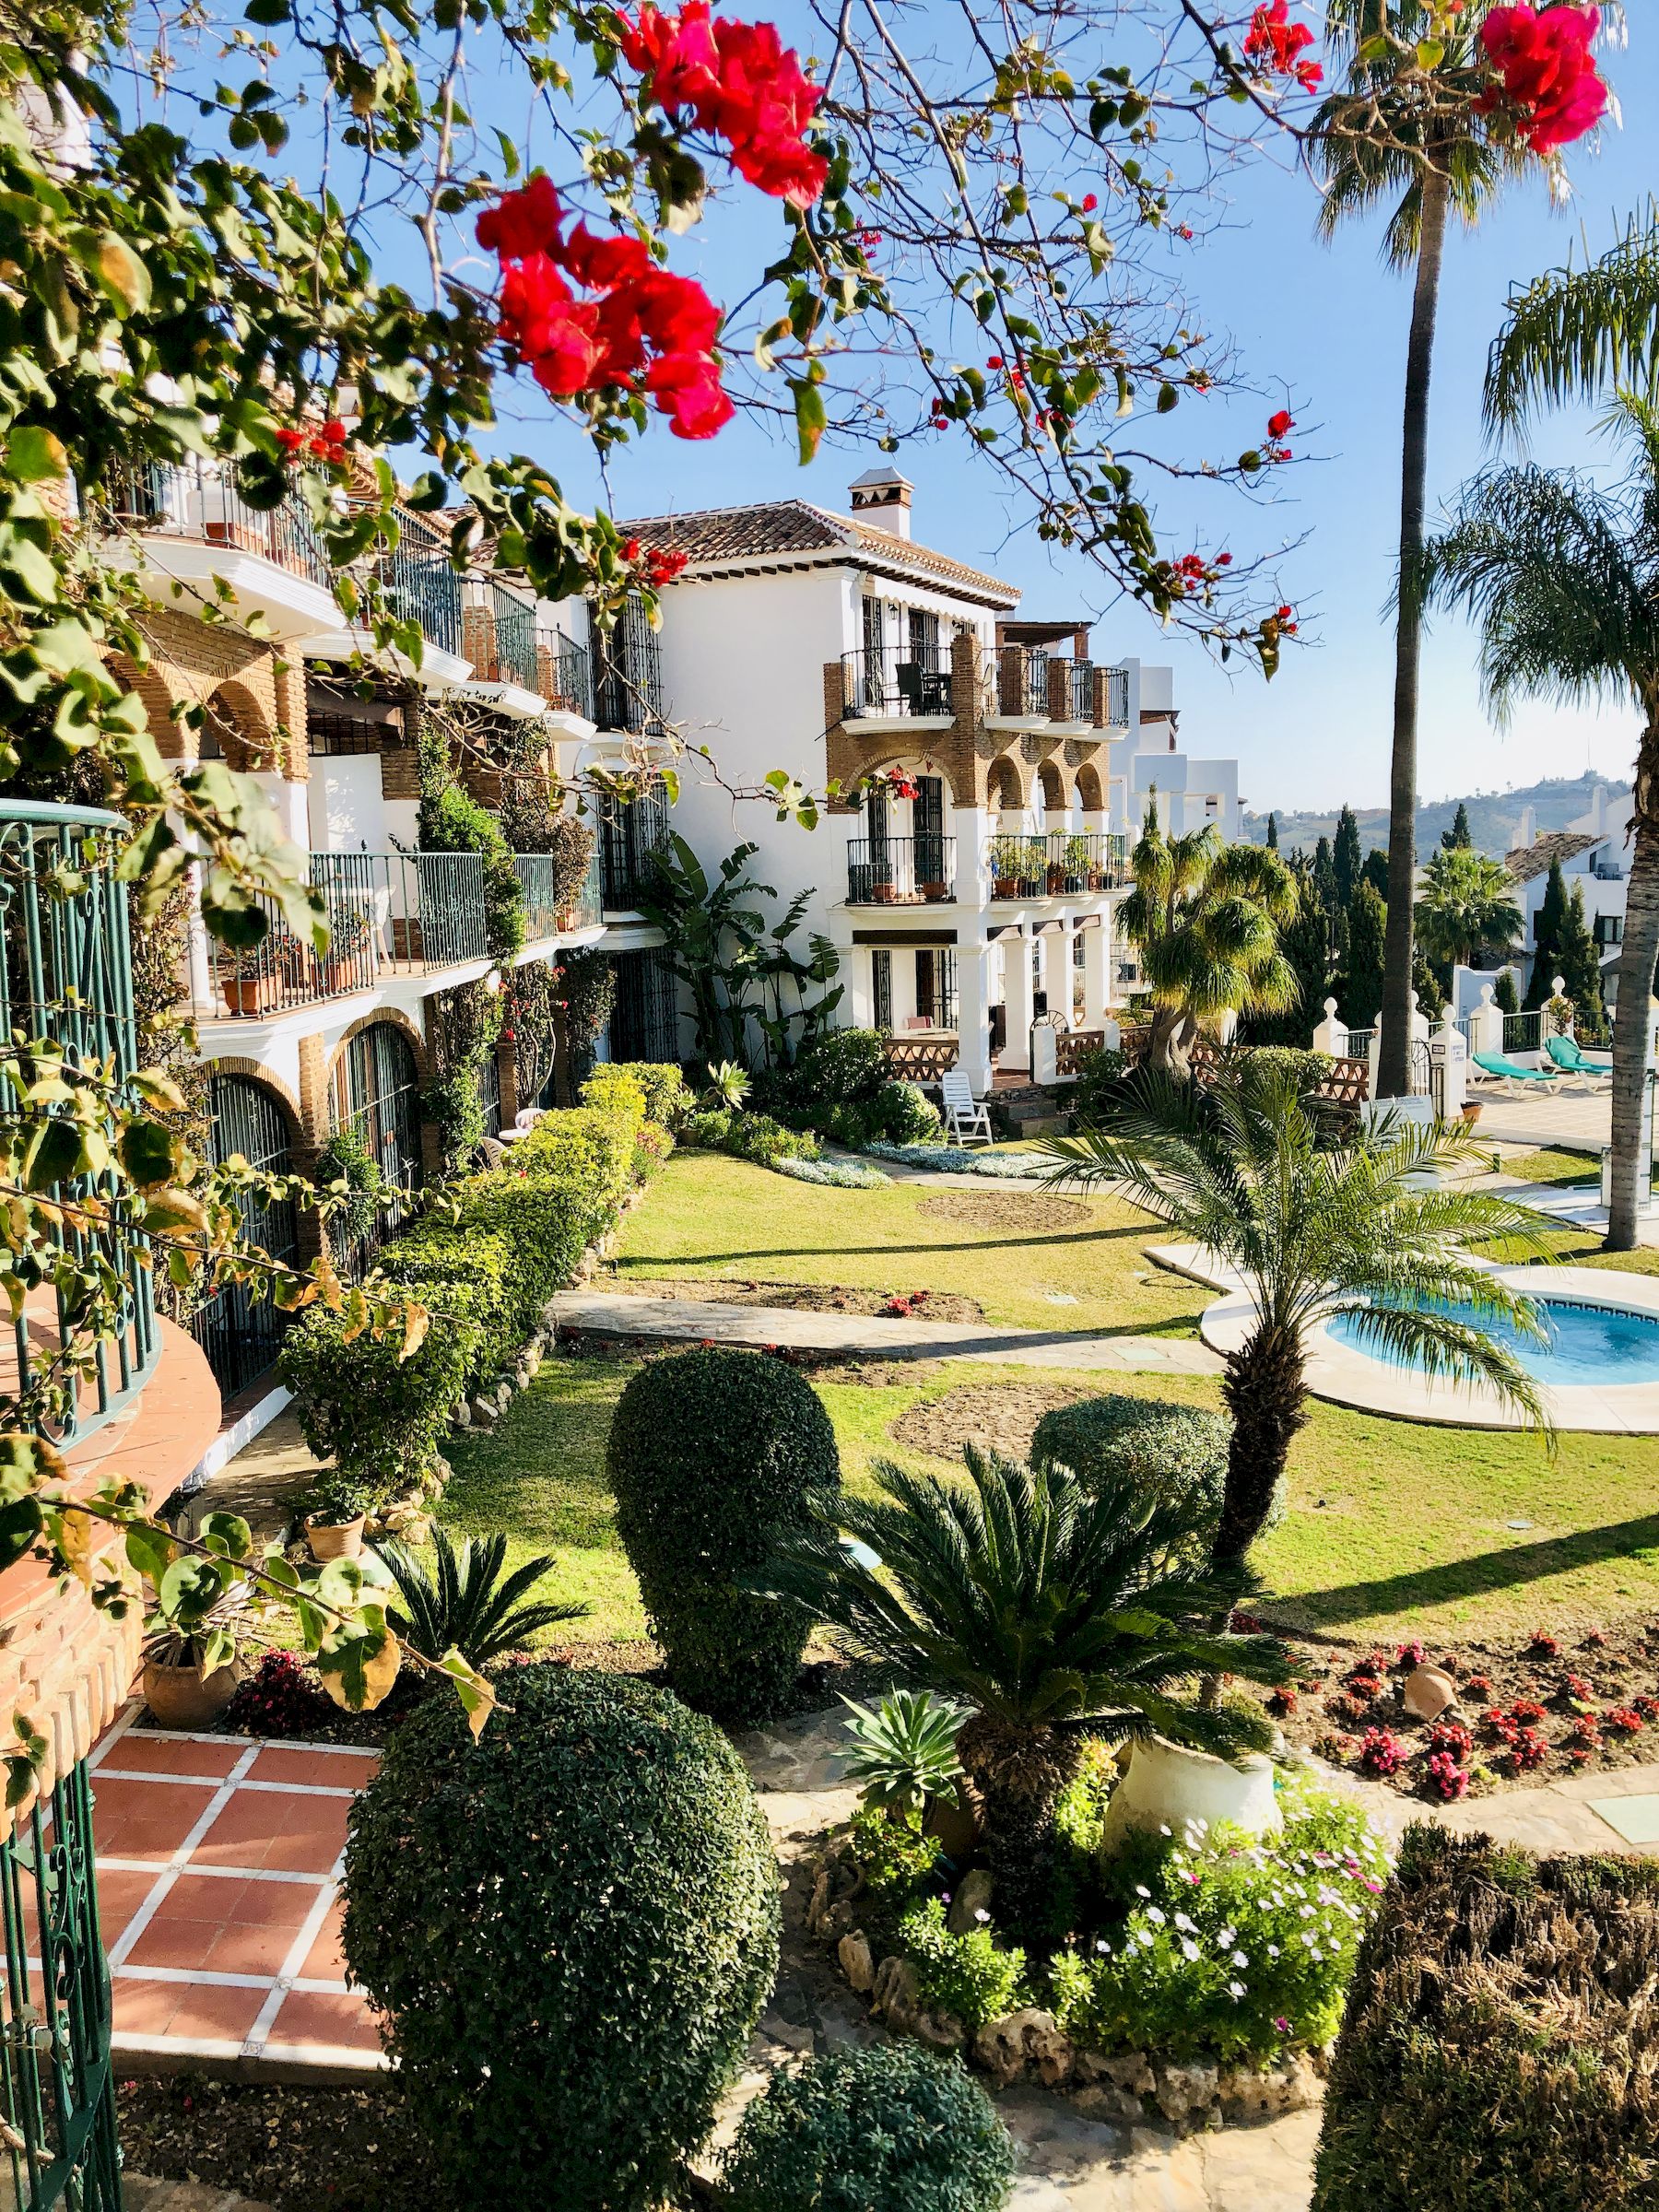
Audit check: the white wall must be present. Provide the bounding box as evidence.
[308,753,387,853]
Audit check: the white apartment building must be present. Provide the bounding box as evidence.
[1504,786,1630,1006]
[563,464,1231,1094]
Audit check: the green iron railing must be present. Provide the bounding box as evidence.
[376,507,464,660]
[490,584,540,693]
[541,628,593,719]
[0,801,157,1441]
[2,1762,122,2212]
[514,849,602,939]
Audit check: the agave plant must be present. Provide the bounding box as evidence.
[376,1527,587,1668]
[759,1446,1287,1926]
[704,1059,752,1110]
[840,1688,967,1818]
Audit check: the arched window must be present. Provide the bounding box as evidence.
[331,1022,423,1206]
[192,1074,299,1398]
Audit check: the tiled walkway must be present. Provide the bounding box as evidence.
[88,1708,383,2069]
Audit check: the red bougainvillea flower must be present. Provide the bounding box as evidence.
[616,1,829,208]
[1080,192,1099,212]
[646,546,689,586]
[274,427,306,453]
[1243,0,1323,92]
[1477,4,1607,154]
[1267,407,1295,439]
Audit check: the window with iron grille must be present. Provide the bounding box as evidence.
[599,780,672,909]
[191,1074,300,1400]
[610,947,681,1064]
[330,1023,424,1268]
[307,710,402,757]
[477,1047,502,1137]
[872,947,892,1032]
[591,596,665,731]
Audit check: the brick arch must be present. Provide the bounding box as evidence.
[1035,758,1067,813]
[199,1056,305,1151]
[1074,759,1105,814]
[324,1006,432,1093]
[985,752,1029,811]
[203,679,278,774]
[106,653,190,761]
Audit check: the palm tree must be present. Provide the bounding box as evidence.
[1413,845,1523,972]
[758,1446,1288,1925]
[376,1527,586,1666]
[1122,809,1299,1076]
[1041,1064,1553,1576]
[1311,3,1524,1099]
[1423,395,1659,1248]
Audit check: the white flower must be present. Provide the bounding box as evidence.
[1173,1912,1195,1934]
[1181,1939,1200,1961]
[1217,1925,1237,1947]
[1159,1823,1172,1836]
[1147,1906,1167,1926]
[1266,1944,1280,1959]
[1310,1947,1324,1962]
[1135,1884,1151,1899]
[1095,1940,1111,1955]
[1228,1979,1246,1999]
[1231,1949,1249,1968]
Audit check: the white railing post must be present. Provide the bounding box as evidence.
[1469,982,1506,1064]
[1432,1003,1467,1120]
[1031,1023,1060,1086]
[1312,994,1347,1058]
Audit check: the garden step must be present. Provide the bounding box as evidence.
[547,1292,1222,1377]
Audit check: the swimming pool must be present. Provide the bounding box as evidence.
[1326,1295,1659,1389]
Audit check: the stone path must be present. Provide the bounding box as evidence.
[547,1291,1222,1378]
[126,2182,274,2212]
[174,1410,318,1546]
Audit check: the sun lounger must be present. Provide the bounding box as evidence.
[1546,1034,1612,1087]
[1472,1050,1566,1094]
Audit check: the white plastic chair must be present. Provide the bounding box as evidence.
[940,1067,993,1147]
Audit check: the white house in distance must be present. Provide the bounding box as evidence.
[1503,786,1630,1007]
[1112,659,1241,842]
[562,464,1233,1092]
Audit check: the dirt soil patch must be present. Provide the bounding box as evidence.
[606,1276,983,1323]
[119,2074,422,2212]
[890,1381,1089,1463]
[1248,1617,1659,1798]
[916,1190,1091,1233]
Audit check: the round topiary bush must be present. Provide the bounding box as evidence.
[1030,1394,1237,1571]
[721,2042,1017,2212]
[607,1346,841,1722]
[341,1661,779,2212]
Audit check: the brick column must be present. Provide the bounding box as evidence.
[293,1031,330,1264]
[497,1030,522,1129]
[462,602,494,679]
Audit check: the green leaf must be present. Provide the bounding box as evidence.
[94,234,151,315]
[124,1523,176,1583]
[8,428,66,483]
[791,374,827,466]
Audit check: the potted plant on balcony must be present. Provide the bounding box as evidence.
[141,1599,255,1730]
[218,947,282,1017]
[1046,858,1066,895]
[318,903,373,993]
[919,877,949,902]
[302,1472,376,1562]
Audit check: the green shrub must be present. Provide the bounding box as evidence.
[1049,1789,1390,2065]
[579,1065,648,1123]
[722,2042,1016,2212]
[1030,1394,1236,1569]
[1244,1046,1336,1095]
[313,1124,383,1246]
[607,1346,841,1721]
[424,782,525,963]
[623,1061,689,1125]
[820,1081,941,1148]
[793,1026,891,1104]
[278,1303,478,1500]
[342,1663,778,2212]
[1070,1045,1130,1128]
[896,1897,1029,2031]
[677,1106,820,1169]
[848,1806,945,1911]
[1312,1826,1659,2212]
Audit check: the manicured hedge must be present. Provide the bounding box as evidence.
[279,1097,643,1494]
[1030,1394,1234,1571]
[343,1662,779,2212]
[607,1346,841,1722]
[722,2043,1016,2212]
[584,1061,687,1126]
[1312,1824,1659,2211]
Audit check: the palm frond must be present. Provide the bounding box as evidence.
[1485,206,1659,433]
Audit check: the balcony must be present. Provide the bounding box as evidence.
[191,850,491,1021]
[987,831,1128,898]
[540,628,594,720]
[986,645,1052,724]
[101,457,340,638]
[600,781,673,908]
[846,834,958,904]
[838,644,954,725]
[515,848,603,938]
[374,505,465,662]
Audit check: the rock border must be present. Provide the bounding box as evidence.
[806,1839,1325,2136]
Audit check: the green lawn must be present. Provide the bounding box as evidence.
[1499,1145,1601,1189]
[435,1344,1659,1653]
[610,1150,1207,1337]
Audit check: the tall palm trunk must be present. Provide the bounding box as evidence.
[1213,1324,1309,1576]
[1608,709,1659,1249]
[1379,163,1451,1100]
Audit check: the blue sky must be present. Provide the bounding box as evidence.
[480,11,1651,818]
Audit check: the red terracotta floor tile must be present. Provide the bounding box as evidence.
[267,1989,383,2054]
[89,1776,221,1862]
[124,1873,322,1979]
[95,1866,168,1949]
[101,1735,244,1781]
[246,1747,377,1790]
[112,1976,266,2045]
[298,1894,348,1983]
[194,1787,350,1874]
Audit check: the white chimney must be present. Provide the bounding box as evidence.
[848,465,913,540]
[1516,804,1536,849]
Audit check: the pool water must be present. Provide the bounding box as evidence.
[1327,1296,1659,1388]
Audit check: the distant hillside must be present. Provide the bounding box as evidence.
[1242,772,1630,861]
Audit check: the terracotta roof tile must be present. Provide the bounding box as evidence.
[1503,830,1596,884]
[611,499,1018,604]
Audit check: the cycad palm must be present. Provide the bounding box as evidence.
[759,1446,1288,1921]
[1041,1065,1553,1573]
[376,1526,586,1667]
[1414,844,1524,970]
[1312,2,1524,1099]
[1122,811,1299,1076]
[1424,394,1659,1248]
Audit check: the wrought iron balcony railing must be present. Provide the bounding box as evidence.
[102,455,335,591]
[193,849,490,1020]
[986,830,1127,896]
[539,627,593,718]
[839,643,953,719]
[1099,664,1130,728]
[988,645,1052,718]
[515,848,603,938]
[1047,657,1095,723]
[0,799,158,1441]
[491,582,541,692]
[374,505,465,660]
[846,834,957,904]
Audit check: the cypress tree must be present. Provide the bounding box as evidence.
[1361,848,1390,900]
[1558,882,1610,1045]
[1524,854,1571,1008]
[1494,968,1520,1015]
[1336,882,1387,1029]
[1265,812,1279,850]
[1311,835,1338,919]
[1441,801,1473,851]
[1334,805,1362,909]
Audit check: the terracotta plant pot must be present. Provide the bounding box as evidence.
[920,882,948,902]
[872,884,897,904]
[1046,868,1066,894]
[993,877,1017,899]
[219,971,279,1016]
[1460,1100,1484,1127]
[305,1512,367,1561]
[142,1653,248,1731]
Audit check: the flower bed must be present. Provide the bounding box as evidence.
[1252,1620,1659,1796]
[806,1768,1389,2136]
[864,1141,1050,1179]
